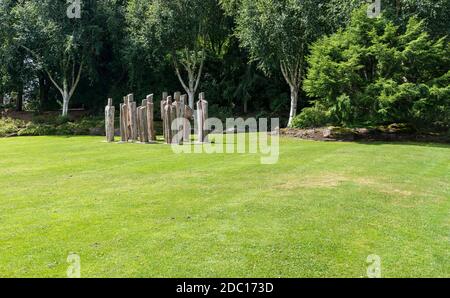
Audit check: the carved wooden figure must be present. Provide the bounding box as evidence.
[196,92,209,143]
[161,92,168,119]
[184,105,194,143]
[171,96,183,145]
[120,103,126,142]
[180,95,191,143]
[163,96,173,144]
[161,92,168,141]
[174,91,181,103]
[105,98,115,142]
[137,106,148,143]
[170,101,178,144]
[128,94,138,142]
[179,94,186,143]
[146,94,156,142]
[120,96,129,142]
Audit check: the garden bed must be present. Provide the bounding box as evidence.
[280,126,450,143]
[0,115,105,137]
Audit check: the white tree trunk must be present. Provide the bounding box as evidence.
[174,52,205,110]
[187,91,195,110]
[280,60,302,128]
[187,69,196,109]
[62,79,70,117]
[62,95,70,117]
[20,46,83,118]
[287,85,299,127]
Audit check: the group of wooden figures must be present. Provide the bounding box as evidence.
[105,92,209,144]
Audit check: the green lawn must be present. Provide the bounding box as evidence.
[0,136,449,277]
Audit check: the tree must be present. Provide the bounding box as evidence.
[302,8,449,129]
[227,0,327,127]
[323,0,450,38]
[126,0,223,109]
[0,0,32,111]
[384,0,450,38]
[10,0,102,116]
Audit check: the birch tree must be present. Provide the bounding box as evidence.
[10,0,98,116]
[226,0,326,126]
[173,48,205,109]
[127,0,218,109]
[0,0,30,111]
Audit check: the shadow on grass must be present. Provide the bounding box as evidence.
[355,140,450,149]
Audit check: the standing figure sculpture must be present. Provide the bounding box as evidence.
[181,95,193,143]
[171,93,183,145]
[137,99,149,143]
[161,92,168,142]
[120,96,129,142]
[127,94,138,142]
[105,98,115,142]
[163,96,173,144]
[146,94,156,142]
[196,92,208,143]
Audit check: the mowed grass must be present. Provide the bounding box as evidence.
[0,136,448,277]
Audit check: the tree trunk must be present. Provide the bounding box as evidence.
[15,85,23,112]
[129,100,138,142]
[39,74,50,110]
[287,85,299,127]
[46,62,82,118]
[105,98,115,143]
[146,95,156,141]
[62,95,69,117]
[196,93,208,143]
[187,70,196,109]
[61,77,70,117]
[243,100,248,114]
[174,53,204,110]
[187,91,195,110]
[39,76,45,108]
[396,0,401,17]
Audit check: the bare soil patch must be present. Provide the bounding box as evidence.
[280,126,450,143]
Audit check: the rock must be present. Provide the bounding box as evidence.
[329,127,355,141]
[89,127,104,136]
[323,128,332,138]
[223,126,248,134]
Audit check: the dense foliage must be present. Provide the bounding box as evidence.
[300,8,449,130]
[229,0,328,126]
[0,116,105,137]
[1,1,448,130]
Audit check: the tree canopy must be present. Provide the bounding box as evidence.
[0,0,448,129]
[229,0,328,126]
[300,8,449,129]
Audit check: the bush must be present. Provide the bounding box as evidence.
[0,116,105,137]
[0,118,27,137]
[0,103,15,110]
[291,105,331,128]
[209,104,233,121]
[23,99,42,113]
[59,117,105,135]
[303,8,449,130]
[17,123,57,136]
